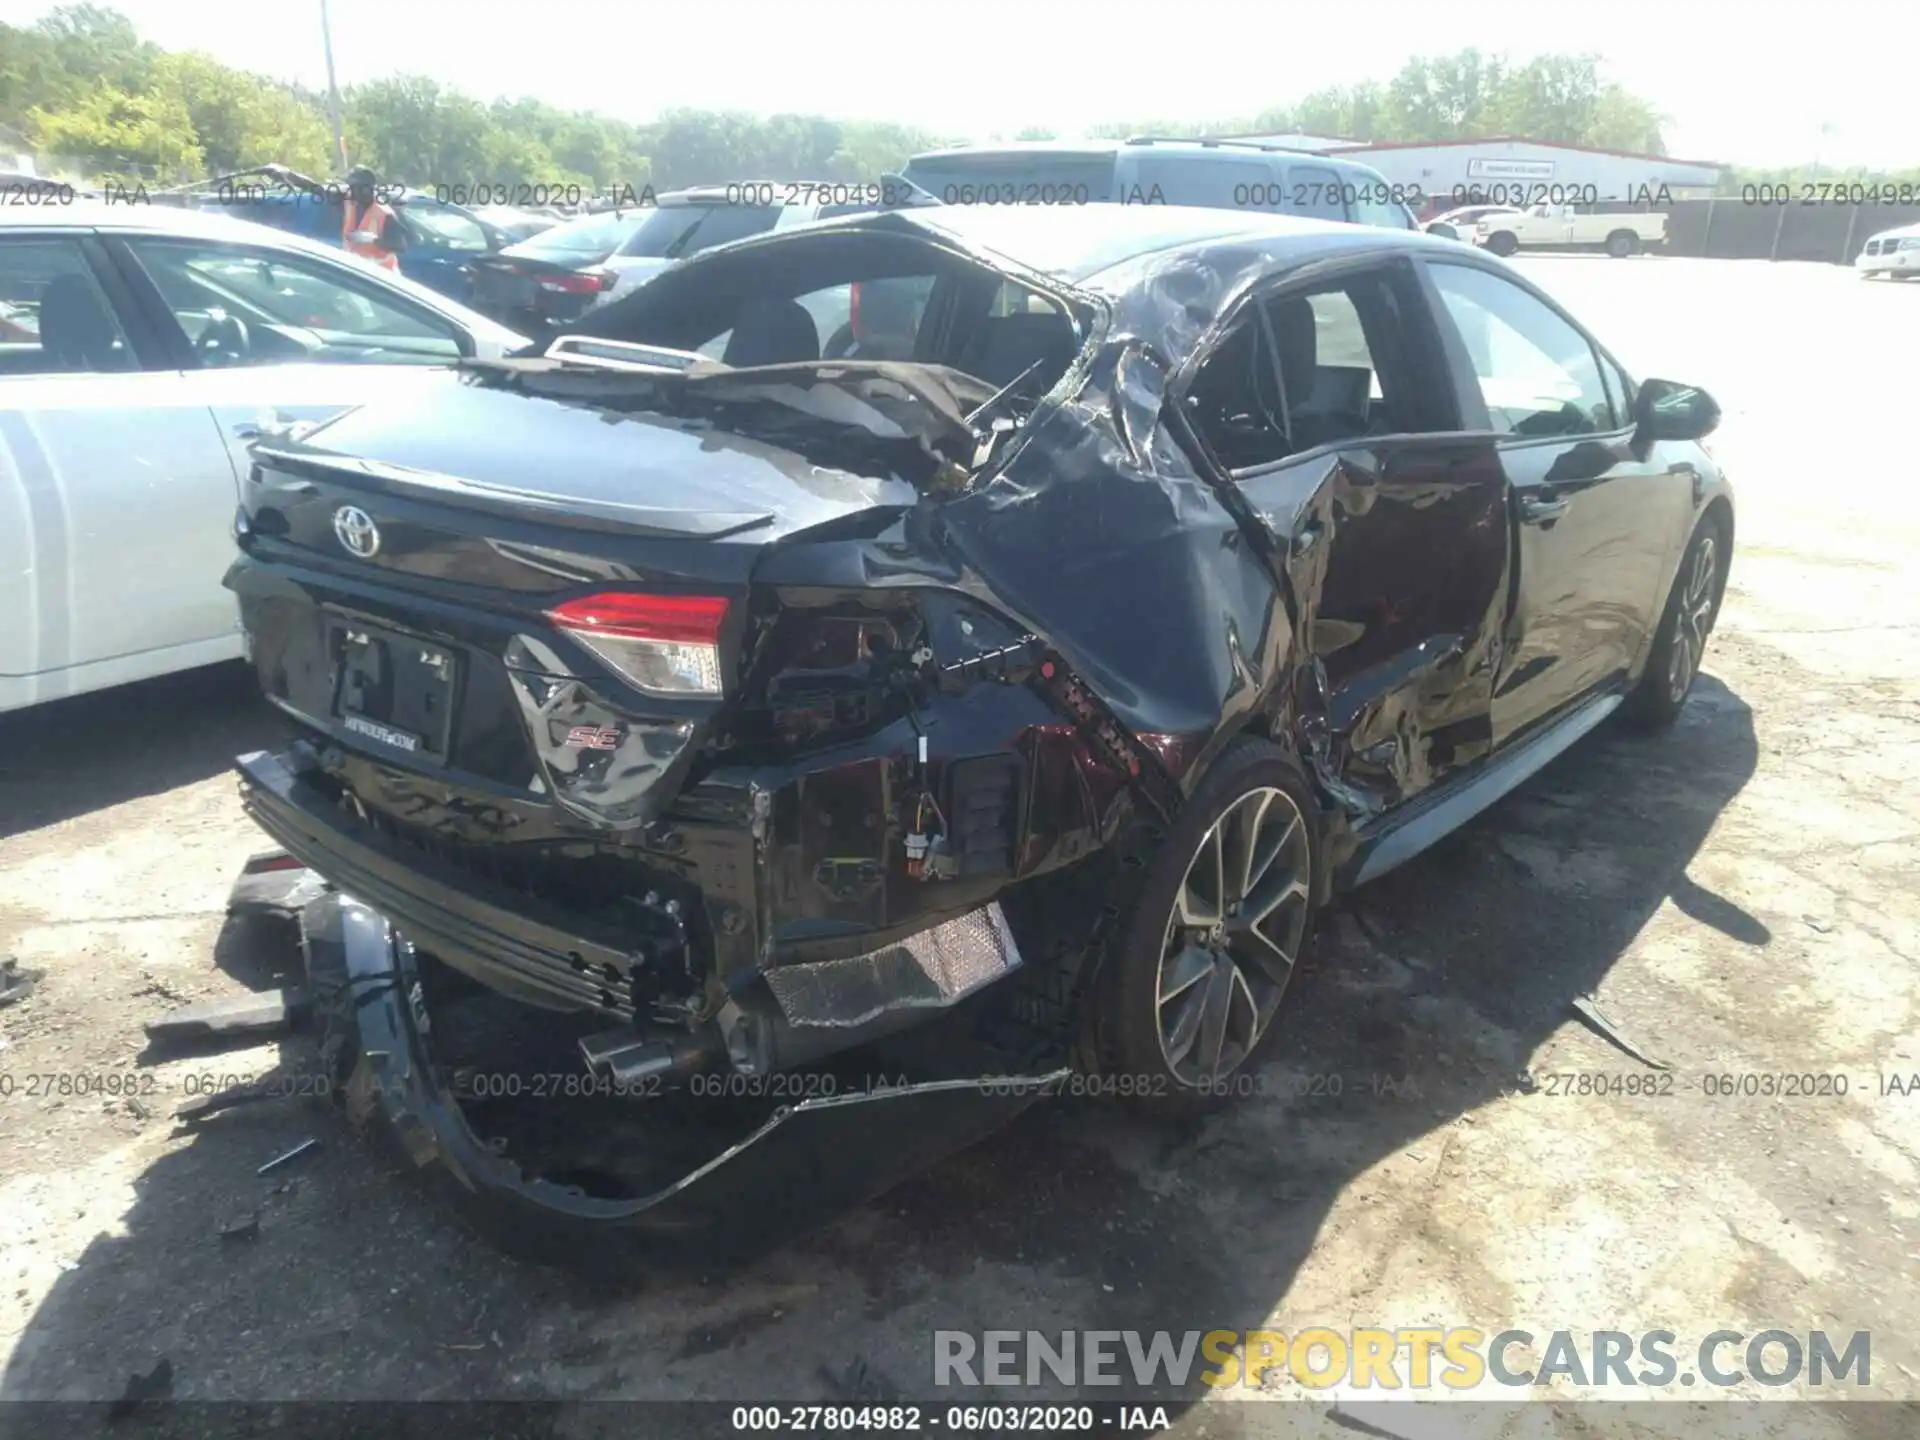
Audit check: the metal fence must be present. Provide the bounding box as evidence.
[1590,196,1920,264]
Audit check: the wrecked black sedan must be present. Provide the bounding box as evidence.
[225,203,1731,1261]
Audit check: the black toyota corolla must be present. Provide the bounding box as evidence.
[223,203,1731,1264]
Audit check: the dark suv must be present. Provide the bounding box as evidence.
[900,138,1417,228]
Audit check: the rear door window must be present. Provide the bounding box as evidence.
[0,238,137,375]
[1185,263,1446,470]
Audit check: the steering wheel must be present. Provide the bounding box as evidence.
[197,308,252,367]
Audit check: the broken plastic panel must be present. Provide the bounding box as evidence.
[763,902,1022,1029]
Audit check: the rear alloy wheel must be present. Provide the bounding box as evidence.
[1486,231,1519,257]
[1090,737,1319,1112]
[1606,230,1640,258]
[1623,520,1724,730]
[1154,787,1312,1084]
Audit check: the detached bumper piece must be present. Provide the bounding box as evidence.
[283,887,1059,1269]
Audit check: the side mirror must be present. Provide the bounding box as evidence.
[1426,221,1460,240]
[1634,377,1720,441]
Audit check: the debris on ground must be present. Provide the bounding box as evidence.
[0,955,40,1007]
[218,1212,261,1243]
[145,987,309,1043]
[1569,994,1670,1070]
[257,1138,319,1175]
[174,1072,293,1124]
[226,851,330,920]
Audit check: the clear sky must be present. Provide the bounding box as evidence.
[3,0,1909,170]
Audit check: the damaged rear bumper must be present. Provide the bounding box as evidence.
[296,887,1061,1265]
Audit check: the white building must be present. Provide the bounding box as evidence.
[1231,135,1723,211]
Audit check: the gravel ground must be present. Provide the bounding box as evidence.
[1,257,1916,1438]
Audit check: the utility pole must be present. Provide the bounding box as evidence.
[320,0,347,173]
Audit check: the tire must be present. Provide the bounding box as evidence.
[1486,230,1519,258]
[1622,516,1727,732]
[1606,230,1640,258]
[1085,735,1321,1115]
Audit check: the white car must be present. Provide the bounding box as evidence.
[1856,222,1920,278]
[0,202,526,713]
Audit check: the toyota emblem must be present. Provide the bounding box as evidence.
[333,505,381,559]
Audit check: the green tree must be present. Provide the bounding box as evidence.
[29,79,201,180]
[151,51,332,174]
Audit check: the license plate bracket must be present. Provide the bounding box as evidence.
[329,620,457,763]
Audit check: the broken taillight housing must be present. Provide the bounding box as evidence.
[544,592,730,697]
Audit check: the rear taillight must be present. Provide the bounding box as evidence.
[537,268,615,294]
[544,592,730,697]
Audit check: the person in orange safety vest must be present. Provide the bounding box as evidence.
[341,165,405,271]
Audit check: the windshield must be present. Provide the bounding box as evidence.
[402,203,490,252]
[509,210,649,261]
[901,151,1116,205]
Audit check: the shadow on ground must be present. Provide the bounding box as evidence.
[0,664,284,842]
[2,676,1770,1427]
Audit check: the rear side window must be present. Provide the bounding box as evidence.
[1351,189,1414,230]
[1128,154,1277,210]
[1185,266,1438,469]
[0,238,135,375]
[1430,262,1615,437]
[900,152,1114,205]
[1284,167,1349,223]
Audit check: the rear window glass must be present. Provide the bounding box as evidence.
[612,204,780,259]
[511,210,649,261]
[901,152,1114,206]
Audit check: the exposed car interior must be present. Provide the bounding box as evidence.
[1182,267,1444,470]
[573,225,1092,406]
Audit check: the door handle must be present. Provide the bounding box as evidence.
[1520,493,1570,525]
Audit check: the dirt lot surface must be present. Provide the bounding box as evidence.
[2,258,1917,1437]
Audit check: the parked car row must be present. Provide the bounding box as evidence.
[0,203,524,712]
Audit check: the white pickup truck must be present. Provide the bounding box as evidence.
[1474,204,1666,258]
